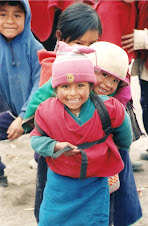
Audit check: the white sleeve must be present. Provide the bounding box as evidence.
[134,28,148,50]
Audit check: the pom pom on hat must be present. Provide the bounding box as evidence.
[88,41,129,87]
[51,41,96,88]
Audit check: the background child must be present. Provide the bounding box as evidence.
[0,0,44,187]
[38,2,102,87]
[122,0,148,161]
[88,41,142,226]
[30,41,133,226]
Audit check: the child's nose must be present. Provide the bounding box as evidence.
[70,87,76,95]
[105,79,112,88]
[7,15,14,23]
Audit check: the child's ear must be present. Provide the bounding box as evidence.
[89,83,93,93]
[56,30,62,41]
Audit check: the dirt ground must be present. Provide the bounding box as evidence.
[0,76,148,226]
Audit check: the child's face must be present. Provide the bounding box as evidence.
[57,82,91,115]
[0,3,25,41]
[93,71,120,96]
[59,30,99,47]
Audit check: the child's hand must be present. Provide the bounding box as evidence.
[54,142,80,156]
[121,33,134,53]
[7,117,24,141]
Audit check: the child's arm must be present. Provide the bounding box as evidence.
[24,78,54,120]
[18,46,43,119]
[30,135,80,157]
[112,109,133,150]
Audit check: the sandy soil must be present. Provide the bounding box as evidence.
[0,76,148,226]
[0,135,37,226]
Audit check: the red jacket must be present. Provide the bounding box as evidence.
[29,0,75,42]
[31,97,125,178]
[93,0,137,63]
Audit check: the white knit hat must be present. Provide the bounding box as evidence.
[88,41,129,87]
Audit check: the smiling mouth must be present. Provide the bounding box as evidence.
[98,86,108,93]
[4,28,16,30]
[68,99,79,103]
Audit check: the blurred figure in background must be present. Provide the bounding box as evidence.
[29,0,75,50]
[93,0,144,171]
[122,0,148,160]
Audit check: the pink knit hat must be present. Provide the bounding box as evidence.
[51,41,96,88]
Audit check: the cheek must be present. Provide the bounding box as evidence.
[57,89,70,103]
[94,79,100,87]
[112,83,118,92]
[94,75,102,86]
[20,23,25,32]
[57,92,64,99]
[82,89,90,100]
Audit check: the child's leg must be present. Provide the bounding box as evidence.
[139,79,148,160]
[0,157,8,187]
[0,157,6,175]
[34,156,48,223]
[0,111,15,187]
[113,149,142,226]
[139,78,148,134]
[0,91,10,113]
[109,193,114,226]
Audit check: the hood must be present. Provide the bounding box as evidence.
[17,0,31,39]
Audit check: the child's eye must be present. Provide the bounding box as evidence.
[62,84,69,88]
[0,13,6,17]
[114,79,120,83]
[75,41,83,45]
[78,83,84,87]
[15,14,21,18]
[103,73,108,77]
[89,41,97,45]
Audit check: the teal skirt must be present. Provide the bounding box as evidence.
[39,169,109,226]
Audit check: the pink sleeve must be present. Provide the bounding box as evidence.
[114,85,132,108]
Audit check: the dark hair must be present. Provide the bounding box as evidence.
[0,1,26,13]
[57,3,102,42]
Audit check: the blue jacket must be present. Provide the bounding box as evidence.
[0,0,44,118]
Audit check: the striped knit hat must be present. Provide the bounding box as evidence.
[51,41,96,88]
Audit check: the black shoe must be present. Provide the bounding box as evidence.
[0,175,8,187]
[140,152,148,160]
[131,161,143,172]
